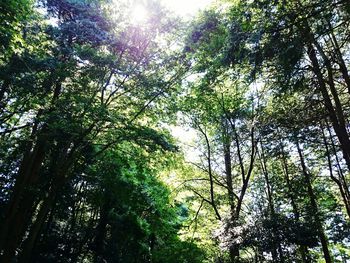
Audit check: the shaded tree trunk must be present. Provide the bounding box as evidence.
[295,138,333,263]
[93,198,110,263]
[279,142,310,263]
[0,137,47,262]
[302,24,350,171]
[258,142,280,262]
[322,122,350,218]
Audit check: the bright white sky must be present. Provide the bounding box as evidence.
[159,0,213,159]
[161,0,213,17]
[130,0,213,24]
[130,0,214,160]
[170,124,201,162]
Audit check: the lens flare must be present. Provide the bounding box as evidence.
[130,4,148,24]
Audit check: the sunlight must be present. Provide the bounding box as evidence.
[161,0,213,16]
[129,0,213,24]
[130,4,148,24]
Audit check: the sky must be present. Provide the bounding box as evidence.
[158,1,213,158]
[130,0,214,25]
[161,0,213,17]
[130,0,213,160]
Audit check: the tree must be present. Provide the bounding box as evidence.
[0,0,189,261]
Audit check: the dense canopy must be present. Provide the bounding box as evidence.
[0,0,349,262]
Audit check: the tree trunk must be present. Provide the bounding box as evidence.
[279,142,311,263]
[0,137,47,262]
[258,142,280,262]
[18,152,74,262]
[18,190,58,263]
[327,26,350,95]
[295,138,333,263]
[93,197,110,263]
[322,122,350,218]
[197,122,221,220]
[303,25,350,171]
[222,123,238,262]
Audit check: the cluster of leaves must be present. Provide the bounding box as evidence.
[0,0,202,262]
[174,0,350,262]
[31,143,203,263]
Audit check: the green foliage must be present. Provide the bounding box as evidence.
[1,0,350,262]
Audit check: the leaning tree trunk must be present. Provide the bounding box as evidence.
[322,122,350,218]
[299,19,350,172]
[295,138,333,263]
[279,142,311,263]
[258,142,280,262]
[0,135,47,262]
[18,154,74,263]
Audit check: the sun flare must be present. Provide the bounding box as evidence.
[130,4,148,24]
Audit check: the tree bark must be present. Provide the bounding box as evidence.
[197,122,221,220]
[322,122,350,218]
[0,136,47,262]
[258,142,280,262]
[295,138,333,263]
[279,142,310,263]
[296,14,350,172]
